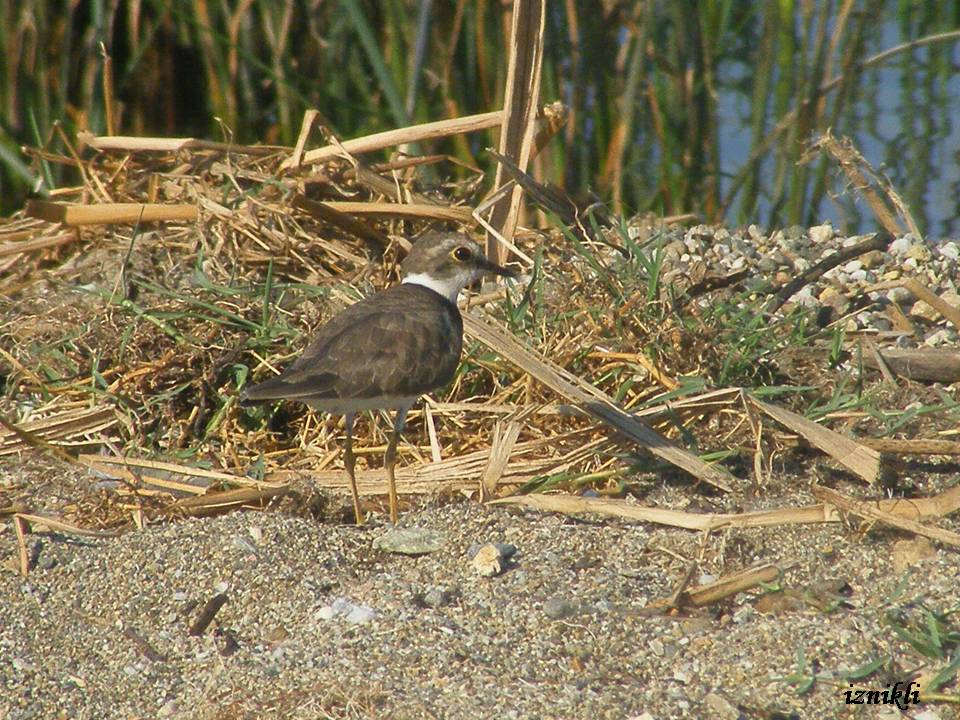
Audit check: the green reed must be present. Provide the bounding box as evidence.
[2,0,958,233]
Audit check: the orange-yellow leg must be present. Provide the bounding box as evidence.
[384,406,410,524]
[343,413,363,525]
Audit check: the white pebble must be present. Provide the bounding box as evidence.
[808,223,834,244]
[939,242,959,261]
[889,235,914,255]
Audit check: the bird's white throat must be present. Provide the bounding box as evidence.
[402,271,473,304]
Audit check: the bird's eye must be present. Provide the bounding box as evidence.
[452,246,471,262]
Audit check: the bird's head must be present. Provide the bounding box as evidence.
[401,233,517,303]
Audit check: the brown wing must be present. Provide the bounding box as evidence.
[242,284,463,403]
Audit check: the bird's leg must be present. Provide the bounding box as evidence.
[343,413,363,525]
[384,405,410,524]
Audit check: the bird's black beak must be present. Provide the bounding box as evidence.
[477,255,519,279]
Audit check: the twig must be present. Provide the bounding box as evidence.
[189,593,229,636]
[812,485,960,548]
[765,231,890,314]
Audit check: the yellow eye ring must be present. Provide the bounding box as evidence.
[452,246,471,262]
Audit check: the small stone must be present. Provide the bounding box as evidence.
[470,543,515,577]
[881,269,901,281]
[663,240,685,263]
[909,300,939,321]
[703,692,741,720]
[373,527,447,555]
[939,242,959,261]
[925,329,957,347]
[889,235,914,255]
[11,657,35,672]
[819,286,849,313]
[319,597,377,624]
[345,605,376,624]
[808,223,834,245]
[843,259,863,273]
[158,700,180,718]
[784,225,806,242]
[941,290,960,308]
[593,598,615,614]
[543,597,578,619]
[422,588,449,608]
[887,286,912,303]
[860,250,886,268]
[792,286,818,308]
[906,244,932,262]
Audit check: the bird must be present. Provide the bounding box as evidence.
[241,232,517,524]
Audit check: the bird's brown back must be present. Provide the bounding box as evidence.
[242,284,463,404]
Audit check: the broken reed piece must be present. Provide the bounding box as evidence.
[26,200,197,226]
[189,593,229,636]
[861,347,960,384]
[282,110,504,169]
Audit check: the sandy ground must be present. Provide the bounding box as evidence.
[2,458,958,720]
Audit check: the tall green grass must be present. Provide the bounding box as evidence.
[2,1,958,233]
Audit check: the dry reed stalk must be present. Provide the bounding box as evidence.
[857,438,960,456]
[14,512,125,538]
[164,486,289,518]
[77,454,287,489]
[748,396,880,483]
[271,429,607,496]
[644,562,791,612]
[485,0,546,264]
[320,201,473,223]
[79,132,283,156]
[806,131,920,238]
[861,348,960,384]
[290,109,321,167]
[479,405,538,499]
[13,515,30,576]
[26,200,198,226]
[811,485,960,548]
[491,481,960,531]
[290,195,390,250]
[282,111,504,169]
[0,229,78,257]
[0,406,117,456]
[898,278,960,330]
[464,312,734,491]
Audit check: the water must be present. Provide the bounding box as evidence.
[716,18,960,238]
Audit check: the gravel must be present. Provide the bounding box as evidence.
[629,222,960,347]
[3,497,958,719]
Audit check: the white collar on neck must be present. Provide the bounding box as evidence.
[402,272,464,304]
